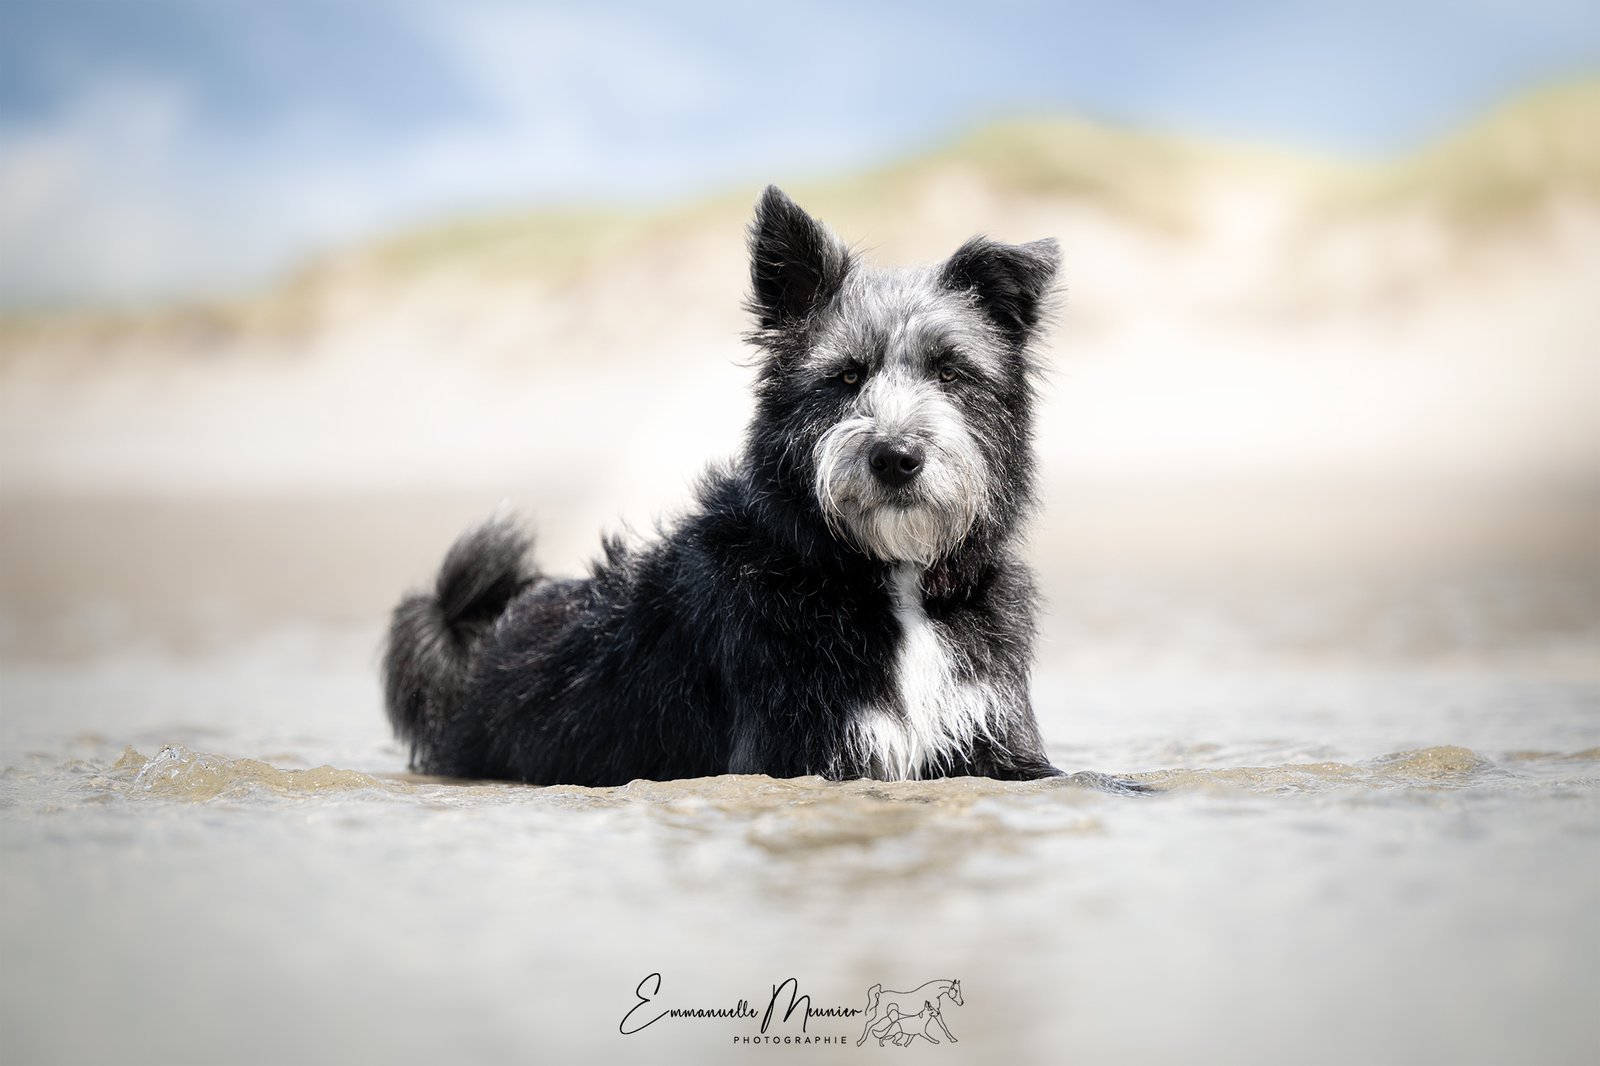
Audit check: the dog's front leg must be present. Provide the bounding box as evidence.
[726,705,854,779]
[959,708,1065,780]
[726,718,774,777]
[727,700,878,779]
[989,753,1067,781]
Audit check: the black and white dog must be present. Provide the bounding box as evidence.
[384,186,1074,786]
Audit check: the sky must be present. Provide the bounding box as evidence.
[1,0,1598,308]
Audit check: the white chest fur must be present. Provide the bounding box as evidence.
[854,564,999,781]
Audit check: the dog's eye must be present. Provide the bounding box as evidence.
[938,366,959,383]
[840,369,861,386]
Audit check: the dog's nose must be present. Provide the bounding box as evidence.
[868,441,925,488]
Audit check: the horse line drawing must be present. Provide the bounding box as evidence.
[856,979,962,1047]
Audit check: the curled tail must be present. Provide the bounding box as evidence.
[383,517,537,770]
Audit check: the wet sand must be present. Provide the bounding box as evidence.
[2,648,1596,1065]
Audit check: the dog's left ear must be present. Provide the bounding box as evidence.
[940,237,1059,347]
[748,185,852,330]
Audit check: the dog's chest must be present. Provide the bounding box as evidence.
[853,564,998,781]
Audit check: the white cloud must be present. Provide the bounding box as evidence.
[0,76,235,306]
[4,0,1594,307]
[423,2,723,123]
[0,2,738,307]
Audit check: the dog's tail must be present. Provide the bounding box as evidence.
[383,516,537,770]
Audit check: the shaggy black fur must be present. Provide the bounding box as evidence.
[383,186,1075,786]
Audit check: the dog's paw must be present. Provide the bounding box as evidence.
[1060,770,1164,796]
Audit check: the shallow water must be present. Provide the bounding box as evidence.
[2,622,1597,1066]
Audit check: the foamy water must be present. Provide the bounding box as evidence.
[2,622,1596,1065]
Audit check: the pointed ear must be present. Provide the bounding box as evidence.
[939,237,1059,346]
[747,185,851,329]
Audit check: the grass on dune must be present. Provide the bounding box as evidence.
[2,77,1595,348]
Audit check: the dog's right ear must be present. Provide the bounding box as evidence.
[747,186,851,330]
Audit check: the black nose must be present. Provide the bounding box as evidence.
[868,441,925,488]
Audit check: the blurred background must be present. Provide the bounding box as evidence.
[2,3,1599,1064]
[0,0,1596,675]
[2,0,1597,677]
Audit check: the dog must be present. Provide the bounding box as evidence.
[872,1001,952,1047]
[383,186,1071,786]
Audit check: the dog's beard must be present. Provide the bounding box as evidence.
[812,416,985,565]
[847,501,969,566]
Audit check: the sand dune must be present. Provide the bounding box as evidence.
[1,82,1596,651]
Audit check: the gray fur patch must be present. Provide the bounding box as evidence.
[810,269,1000,564]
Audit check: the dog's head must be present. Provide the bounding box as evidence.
[743,186,1058,566]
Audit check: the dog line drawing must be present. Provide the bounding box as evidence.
[872,1000,957,1047]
